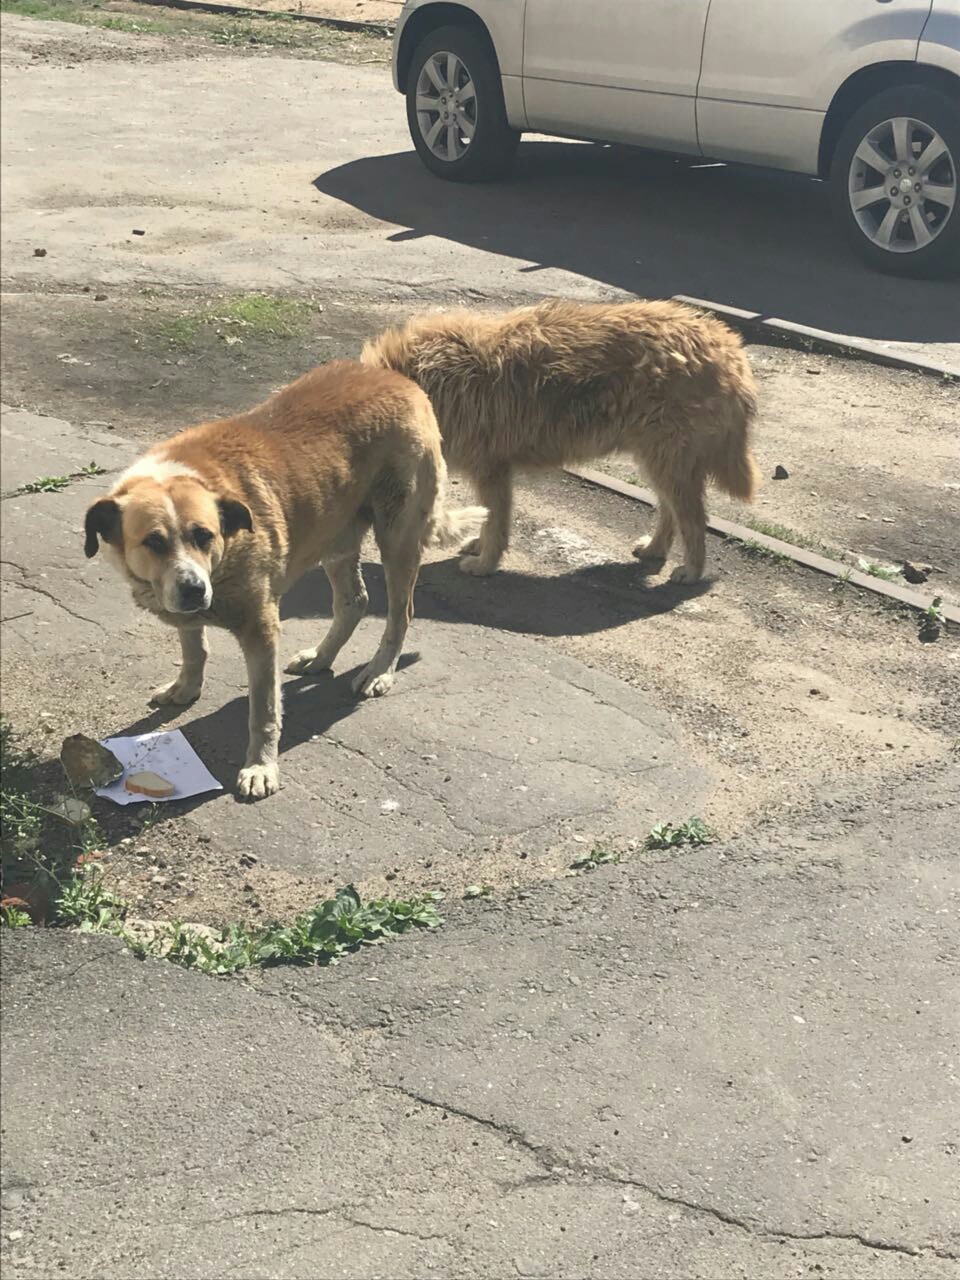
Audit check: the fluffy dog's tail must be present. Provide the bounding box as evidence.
[427,501,487,549]
[712,445,762,502]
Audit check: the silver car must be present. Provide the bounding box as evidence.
[392,1,960,278]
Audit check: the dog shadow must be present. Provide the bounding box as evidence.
[282,555,711,638]
[94,554,706,818]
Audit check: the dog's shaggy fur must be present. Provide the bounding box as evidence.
[84,361,484,800]
[362,299,760,580]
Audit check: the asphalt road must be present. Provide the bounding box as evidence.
[1,15,958,368]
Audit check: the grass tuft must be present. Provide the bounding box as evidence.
[644,817,716,851]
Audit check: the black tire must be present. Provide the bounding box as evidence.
[830,84,960,279]
[405,24,519,183]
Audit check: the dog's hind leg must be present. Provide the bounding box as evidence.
[353,538,419,699]
[665,474,707,583]
[286,553,368,676]
[633,501,676,572]
[637,452,707,583]
[459,463,513,576]
[352,483,423,698]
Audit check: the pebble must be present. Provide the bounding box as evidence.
[773,464,789,480]
[33,248,46,258]
[132,228,146,236]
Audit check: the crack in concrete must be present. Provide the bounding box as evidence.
[1,559,105,629]
[391,1085,949,1260]
[199,1202,448,1248]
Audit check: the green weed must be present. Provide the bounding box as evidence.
[644,817,716,851]
[730,537,790,565]
[14,462,106,496]
[463,883,493,899]
[855,557,900,582]
[570,842,620,871]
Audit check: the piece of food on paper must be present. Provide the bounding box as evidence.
[94,730,222,806]
[60,734,123,789]
[124,771,175,799]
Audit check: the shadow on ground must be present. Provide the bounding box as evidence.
[102,554,710,816]
[314,142,957,344]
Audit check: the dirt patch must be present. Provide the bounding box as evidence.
[3,288,958,927]
[0,0,391,63]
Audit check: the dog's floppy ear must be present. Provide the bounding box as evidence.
[84,498,121,558]
[218,496,253,537]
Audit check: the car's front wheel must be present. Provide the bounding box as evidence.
[830,85,960,278]
[405,24,519,182]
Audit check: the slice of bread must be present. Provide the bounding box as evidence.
[124,770,175,799]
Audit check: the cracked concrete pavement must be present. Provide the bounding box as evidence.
[2,403,959,1279]
[2,14,960,1279]
[3,764,958,1278]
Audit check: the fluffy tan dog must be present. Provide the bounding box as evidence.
[362,299,760,580]
[83,361,483,800]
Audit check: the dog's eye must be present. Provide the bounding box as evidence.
[142,532,168,554]
[193,527,214,550]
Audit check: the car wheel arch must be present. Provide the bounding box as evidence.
[396,3,502,91]
[818,61,960,178]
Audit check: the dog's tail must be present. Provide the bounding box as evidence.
[709,361,761,501]
[712,444,762,502]
[427,500,487,549]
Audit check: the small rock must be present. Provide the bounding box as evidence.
[239,853,258,868]
[132,228,146,236]
[773,464,789,480]
[855,513,870,520]
[901,561,932,584]
[380,799,400,814]
[806,367,822,375]
[33,248,46,258]
[94,293,107,302]
[7,1230,24,1242]
[902,1134,914,1144]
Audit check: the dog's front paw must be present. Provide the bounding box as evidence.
[459,553,498,576]
[149,678,202,707]
[285,648,333,676]
[236,763,280,801]
[669,564,703,584]
[352,665,394,698]
[459,536,482,556]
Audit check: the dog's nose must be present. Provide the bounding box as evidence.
[179,579,207,609]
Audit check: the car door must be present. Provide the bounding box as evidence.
[522,0,711,153]
[696,1,934,173]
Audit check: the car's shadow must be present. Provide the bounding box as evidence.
[314,141,957,345]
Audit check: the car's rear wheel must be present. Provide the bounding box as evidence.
[830,85,960,278]
[405,24,519,182]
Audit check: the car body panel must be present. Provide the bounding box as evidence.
[696,1,932,173]
[521,0,709,151]
[918,0,960,75]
